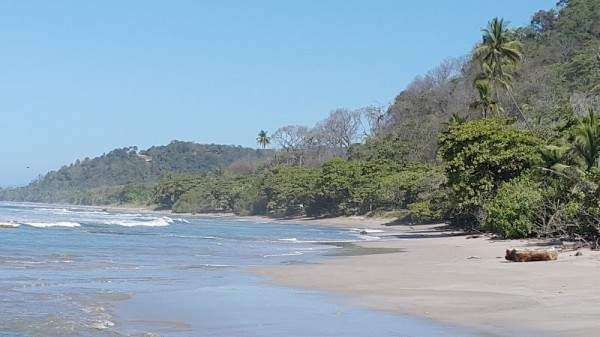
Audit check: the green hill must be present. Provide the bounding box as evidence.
[369,0,600,163]
[0,141,267,204]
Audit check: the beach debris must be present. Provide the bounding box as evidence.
[575,251,583,256]
[466,235,481,239]
[359,230,368,235]
[505,248,558,262]
[467,256,480,259]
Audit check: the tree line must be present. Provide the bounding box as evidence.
[3,0,600,243]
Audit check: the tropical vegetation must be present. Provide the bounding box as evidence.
[2,0,600,243]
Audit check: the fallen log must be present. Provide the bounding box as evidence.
[505,248,558,262]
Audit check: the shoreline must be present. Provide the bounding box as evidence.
[8,201,404,230]
[101,203,406,230]
[252,224,600,337]
[7,202,599,335]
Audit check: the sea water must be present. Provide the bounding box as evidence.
[0,202,471,336]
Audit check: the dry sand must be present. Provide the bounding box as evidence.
[254,221,600,337]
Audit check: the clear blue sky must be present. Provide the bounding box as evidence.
[0,0,553,186]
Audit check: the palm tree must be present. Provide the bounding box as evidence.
[473,17,534,133]
[473,17,524,98]
[572,109,600,171]
[469,80,503,118]
[444,113,469,127]
[256,130,270,149]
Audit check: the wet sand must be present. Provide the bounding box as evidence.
[92,208,600,335]
[254,222,600,337]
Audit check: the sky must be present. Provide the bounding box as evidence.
[0,0,554,186]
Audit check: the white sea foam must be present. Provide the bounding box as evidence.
[92,320,114,330]
[121,213,143,217]
[24,221,81,228]
[106,217,173,227]
[277,238,348,244]
[348,228,385,233]
[263,251,304,257]
[164,234,217,240]
[37,207,66,212]
[180,263,232,269]
[358,235,381,241]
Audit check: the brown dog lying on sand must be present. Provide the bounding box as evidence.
[505,249,558,262]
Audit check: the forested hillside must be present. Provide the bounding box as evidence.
[3,0,600,243]
[0,141,267,204]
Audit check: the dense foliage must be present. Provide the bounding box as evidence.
[0,142,267,205]
[3,0,600,242]
[438,118,541,209]
[485,175,543,239]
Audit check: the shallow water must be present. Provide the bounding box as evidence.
[0,202,472,336]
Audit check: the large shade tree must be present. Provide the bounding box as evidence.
[438,118,541,209]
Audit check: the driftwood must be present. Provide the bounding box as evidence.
[505,249,558,262]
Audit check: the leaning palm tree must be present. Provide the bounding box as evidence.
[469,80,503,118]
[572,109,600,171]
[256,130,271,149]
[473,17,533,133]
[473,17,524,98]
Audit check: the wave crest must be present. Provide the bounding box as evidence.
[106,217,173,227]
[24,221,81,228]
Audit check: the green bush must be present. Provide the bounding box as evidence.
[485,176,543,239]
[407,201,441,223]
[262,166,320,217]
[172,187,215,213]
[438,118,542,209]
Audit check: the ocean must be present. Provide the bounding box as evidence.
[0,202,470,336]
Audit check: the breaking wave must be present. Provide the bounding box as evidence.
[105,217,173,227]
[24,221,81,228]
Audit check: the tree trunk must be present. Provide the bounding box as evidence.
[507,90,536,136]
[505,248,558,262]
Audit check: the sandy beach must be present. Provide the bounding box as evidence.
[87,207,600,335]
[254,221,600,337]
[10,203,600,335]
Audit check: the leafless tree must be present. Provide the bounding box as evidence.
[317,108,362,149]
[357,104,392,137]
[272,125,309,151]
[570,92,600,117]
[404,56,465,95]
[271,125,313,166]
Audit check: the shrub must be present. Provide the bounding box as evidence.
[407,201,441,223]
[438,118,542,209]
[485,176,543,239]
